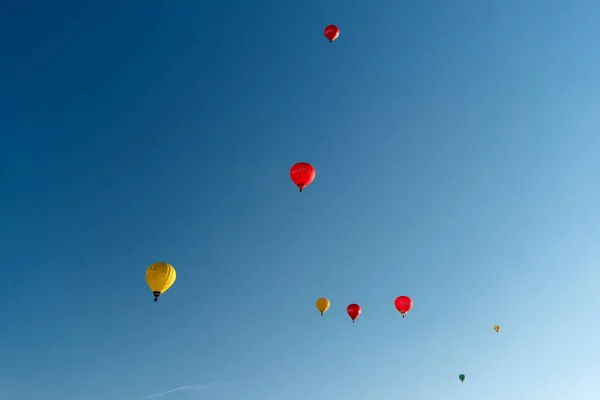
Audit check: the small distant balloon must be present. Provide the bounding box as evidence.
[394,295,413,318]
[324,25,340,42]
[347,304,361,323]
[290,162,316,192]
[145,262,176,302]
[494,324,501,333]
[316,298,330,316]
[459,374,465,383]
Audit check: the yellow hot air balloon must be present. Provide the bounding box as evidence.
[494,324,501,333]
[146,262,176,302]
[316,298,330,316]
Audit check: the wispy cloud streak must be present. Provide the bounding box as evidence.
[140,377,262,399]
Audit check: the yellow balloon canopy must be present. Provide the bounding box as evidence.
[146,262,176,302]
[494,324,501,333]
[316,298,330,316]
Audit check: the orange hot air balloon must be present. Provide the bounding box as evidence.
[347,303,361,323]
[316,298,330,316]
[394,296,413,318]
[290,162,315,192]
[324,25,340,42]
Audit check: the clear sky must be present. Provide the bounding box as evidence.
[1,1,599,399]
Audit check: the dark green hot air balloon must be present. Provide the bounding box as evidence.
[459,374,465,382]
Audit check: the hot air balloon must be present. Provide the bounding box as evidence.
[324,25,340,42]
[394,295,413,318]
[146,262,176,302]
[459,374,465,383]
[316,298,330,316]
[347,304,361,323]
[290,162,315,192]
[494,324,501,333]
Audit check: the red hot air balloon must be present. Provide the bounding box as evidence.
[290,162,316,192]
[347,303,361,323]
[324,25,340,42]
[394,296,413,318]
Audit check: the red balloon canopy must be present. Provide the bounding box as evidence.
[394,296,413,318]
[347,303,361,322]
[324,25,340,42]
[290,162,316,192]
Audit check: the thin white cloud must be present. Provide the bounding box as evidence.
[140,378,262,399]
[140,385,202,399]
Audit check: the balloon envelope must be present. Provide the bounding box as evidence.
[347,303,361,322]
[459,374,465,382]
[290,162,316,192]
[324,25,340,42]
[316,298,330,315]
[494,324,501,333]
[394,295,413,317]
[146,262,176,302]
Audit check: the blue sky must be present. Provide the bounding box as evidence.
[1,0,599,399]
